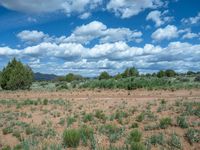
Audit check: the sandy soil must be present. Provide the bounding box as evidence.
[0,89,199,149]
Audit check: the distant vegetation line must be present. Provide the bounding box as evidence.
[0,58,200,90]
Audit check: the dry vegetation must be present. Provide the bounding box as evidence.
[0,89,199,150]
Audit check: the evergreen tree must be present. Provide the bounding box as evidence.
[0,58,33,90]
[122,67,139,78]
[99,71,110,80]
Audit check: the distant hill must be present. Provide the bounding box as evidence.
[34,72,59,81]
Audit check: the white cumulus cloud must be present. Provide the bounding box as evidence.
[151,25,179,41]
[107,0,163,18]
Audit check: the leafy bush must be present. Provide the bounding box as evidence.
[0,58,33,90]
[63,129,81,148]
[159,117,172,129]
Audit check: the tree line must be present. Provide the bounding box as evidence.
[0,58,199,90]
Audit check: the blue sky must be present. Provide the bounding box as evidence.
[0,0,200,76]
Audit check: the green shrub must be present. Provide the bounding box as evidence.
[43,99,48,105]
[177,116,189,128]
[0,58,33,90]
[63,129,81,148]
[128,129,142,143]
[99,71,110,80]
[159,117,172,129]
[186,128,200,144]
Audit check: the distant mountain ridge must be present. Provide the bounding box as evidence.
[34,72,59,81]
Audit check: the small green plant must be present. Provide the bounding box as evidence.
[2,126,13,135]
[130,142,145,150]
[67,116,76,127]
[83,113,93,122]
[95,110,106,121]
[130,122,139,128]
[58,118,65,126]
[2,146,11,150]
[136,112,145,122]
[159,117,172,129]
[80,125,94,146]
[114,110,128,124]
[12,130,22,141]
[99,124,124,142]
[148,133,164,145]
[63,129,81,148]
[43,99,48,105]
[168,133,182,149]
[177,116,189,128]
[186,128,200,144]
[128,129,142,143]
[144,124,159,131]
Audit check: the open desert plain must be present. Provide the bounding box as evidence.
[0,89,200,150]
[0,0,200,150]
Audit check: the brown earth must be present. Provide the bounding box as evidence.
[0,89,199,150]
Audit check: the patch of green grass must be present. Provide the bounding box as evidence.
[2,146,11,150]
[12,130,22,141]
[83,113,94,123]
[130,142,145,150]
[58,117,65,126]
[43,99,48,105]
[128,129,142,143]
[99,124,124,142]
[177,116,189,128]
[95,110,106,121]
[148,133,164,145]
[2,126,13,135]
[63,129,81,148]
[186,128,200,144]
[80,125,94,146]
[136,112,145,122]
[114,110,128,124]
[168,133,182,149]
[130,122,139,129]
[144,124,159,131]
[67,116,76,127]
[159,117,172,129]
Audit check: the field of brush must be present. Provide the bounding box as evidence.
[0,89,199,150]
